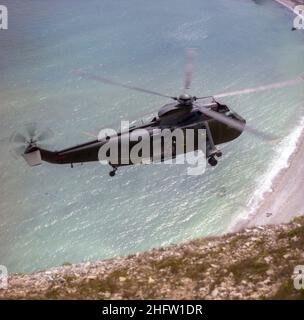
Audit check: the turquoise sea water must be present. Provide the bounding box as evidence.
[0,0,304,273]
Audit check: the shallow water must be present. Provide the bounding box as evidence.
[0,0,304,273]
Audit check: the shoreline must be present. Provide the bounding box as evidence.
[231,0,304,231]
[275,0,296,11]
[1,0,303,279]
[232,122,304,231]
[274,0,304,10]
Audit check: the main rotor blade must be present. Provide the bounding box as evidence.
[194,104,275,141]
[75,70,175,99]
[212,75,304,99]
[82,131,98,139]
[184,48,197,94]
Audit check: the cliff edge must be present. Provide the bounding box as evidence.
[1,216,304,300]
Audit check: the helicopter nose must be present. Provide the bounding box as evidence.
[231,112,246,125]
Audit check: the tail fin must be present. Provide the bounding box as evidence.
[23,149,42,166]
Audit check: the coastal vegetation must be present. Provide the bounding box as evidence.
[1,216,304,300]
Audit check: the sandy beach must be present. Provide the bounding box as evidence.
[275,0,303,10]
[274,0,304,25]
[231,0,304,231]
[234,127,304,230]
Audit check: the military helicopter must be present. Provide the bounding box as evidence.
[10,50,304,176]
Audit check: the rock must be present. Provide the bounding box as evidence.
[148,277,155,284]
[211,288,218,297]
[1,216,304,300]
[264,256,272,263]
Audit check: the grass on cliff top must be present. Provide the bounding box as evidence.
[6,215,304,300]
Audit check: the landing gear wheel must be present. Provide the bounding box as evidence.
[109,167,117,177]
[216,151,222,157]
[208,157,218,167]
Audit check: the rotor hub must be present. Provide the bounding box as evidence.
[178,93,193,106]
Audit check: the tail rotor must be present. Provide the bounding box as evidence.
[9,123,54,159]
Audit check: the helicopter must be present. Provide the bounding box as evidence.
[10,50,304,176]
